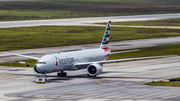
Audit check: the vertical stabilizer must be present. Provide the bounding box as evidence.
[100,21,111,49]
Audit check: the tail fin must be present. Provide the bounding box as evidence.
[100,21,111,49]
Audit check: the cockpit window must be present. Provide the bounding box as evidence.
[37,62,46,64]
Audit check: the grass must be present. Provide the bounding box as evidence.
[1,0,180,21]
[111,18,180,26]
[108,44,180,60]
[0,59,37,67]
[144,77,180,87]
[143,80,180,87]
[171,77,180,80]
[1,44,180,67]
[1,26,180,51]
[0,10,124,21]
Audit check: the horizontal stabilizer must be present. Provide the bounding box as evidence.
[110,49,139,55]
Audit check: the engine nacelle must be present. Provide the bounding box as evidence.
[87,64,102,76]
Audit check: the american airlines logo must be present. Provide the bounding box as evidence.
[55,56,74,66]
[55,56,58,66]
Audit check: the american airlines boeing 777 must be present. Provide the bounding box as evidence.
[2,21,172,83]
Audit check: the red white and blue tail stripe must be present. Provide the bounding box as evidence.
[100,21,111,49]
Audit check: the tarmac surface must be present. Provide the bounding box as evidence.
[1,13,180,28]
[1,56,180,101]
[1,14,180,101]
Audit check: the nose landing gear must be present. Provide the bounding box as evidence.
[57,71,67,77]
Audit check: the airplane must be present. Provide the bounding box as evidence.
[2,21,173,82]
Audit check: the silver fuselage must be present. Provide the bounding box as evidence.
[35,48,110,73]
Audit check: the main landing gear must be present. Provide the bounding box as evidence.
[57,71,67,77]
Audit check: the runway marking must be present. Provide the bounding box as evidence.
[97,67,180,87]
[38,83,47,87]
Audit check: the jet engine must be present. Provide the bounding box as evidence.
[87,64,102,76]
[34,65,41,74]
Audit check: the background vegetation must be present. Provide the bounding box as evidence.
[0,59,36,67]
[1,0,180,21]
[143,80,180,87]
[111,18,180,26]
[143,77,180,87]
[1,26,180,51]
[108,44,180,60]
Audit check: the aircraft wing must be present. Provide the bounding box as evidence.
[109,49,139,54]
[74,55,176,66]
[2,52,40,60]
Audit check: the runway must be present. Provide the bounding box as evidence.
[1,13,180,28]
[0,56,180,100]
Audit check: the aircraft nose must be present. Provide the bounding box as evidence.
[34,64,45,73]
[34,65,40,73]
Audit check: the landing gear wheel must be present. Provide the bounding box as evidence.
[57,71,67,77]
[45,78,47,83]
[87,74,96,77]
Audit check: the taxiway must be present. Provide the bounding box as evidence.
[1,13,180,101]
[1,13,180,28]
[0,56,180,100]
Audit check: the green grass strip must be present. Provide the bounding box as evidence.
[143,81,180,87]
[108,44,180,60]
[0,26,180,51]
[0,59,37,67]
[111,18,180,26]
[1,0,180,21]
